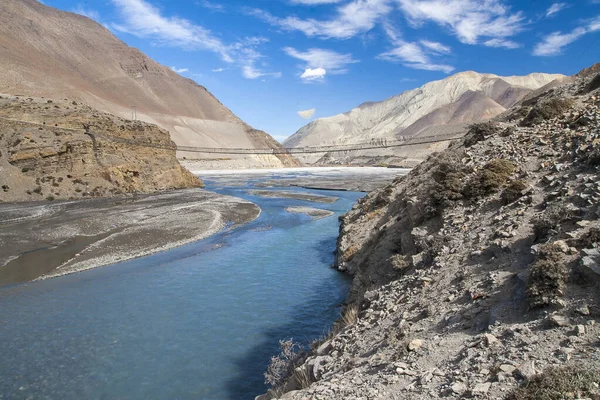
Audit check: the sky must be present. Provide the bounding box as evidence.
[42,0,600,142]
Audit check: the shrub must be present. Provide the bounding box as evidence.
[426,150,472,215]
[502,179,528,204]
[577,227,600,249]
[46,195,55,201]
[264,339,303,388]
[527,244,568,308]
[464,122,500,147]
[505,366,600,400]
[342,245,360,262]
[33,186,42,194]
[341,305,359,327]
[521,97,574,127]
[532,203,575,240]
[464,159,516,198]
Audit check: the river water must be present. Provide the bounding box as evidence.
[0,173,366,400]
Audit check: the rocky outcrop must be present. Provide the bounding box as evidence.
[264,67,600,399]
[0,95,202,202]
[285,71,565,166]
[0,0,300,169]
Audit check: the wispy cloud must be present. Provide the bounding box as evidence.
[249,0,391,39]
[298,108,316,119]
[378,23,454,73]
[290,0,343,4]
[73,5,100,22]
[284,47,358,82]
[483,38,520,49]
[171,66,189,73]
[534,16,600,56]
[110,0,280,79]
[212,68,225,72]
[545,2,567,18]
[198,0,225,13]
[396,0,524,48]
[242,66,282,80]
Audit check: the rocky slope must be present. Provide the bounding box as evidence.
[263,66,600,399]
[285,72,565,166]
[0,95,202,202]
[0,0,299,169]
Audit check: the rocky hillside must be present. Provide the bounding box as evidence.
[285,71,565,166]
[263,66,600,399]
[0,95,202,202]
[0,0,299,169]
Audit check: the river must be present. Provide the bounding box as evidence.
[0,172,368,399]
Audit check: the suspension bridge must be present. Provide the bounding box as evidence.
[1,116,465,155]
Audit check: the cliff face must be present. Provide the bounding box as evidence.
[264,68,600,399]
[0,0,300,169]
[285,71,565,166]
[0,95,202,202]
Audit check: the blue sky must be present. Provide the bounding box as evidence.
[43,0,600,142]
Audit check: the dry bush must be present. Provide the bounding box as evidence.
[464,159,516,198]
[501,179,528,205]
[520,97,574,127]
[505,366,600,400]
[464,122,501,147]
[577,227,600,249]
[527,244,568,308]
[390,254,410,271]
[341,305,359,327]
[532,203,575,240]
[342,245,360,262]
[425,150,472,216]
[264,339,303,389]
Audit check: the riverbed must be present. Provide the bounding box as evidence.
[0,169,414,400]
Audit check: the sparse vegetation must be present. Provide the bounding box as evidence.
[521,97,574,127]
[265,339,304,389]
[527,243,568,308]
[464,159,516,198]
[45,195,55,201]
[532,203,575,240]
[501,179,528,204]
[33,186,42,194]
[342,244,360,262]
[341,305,359,327]
[464,122,501,147]
[505,366,600,400]
[577,227,600,249]
[426,150,472,216]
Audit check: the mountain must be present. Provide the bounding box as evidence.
[285,71,566,166]
[0,0,299,169]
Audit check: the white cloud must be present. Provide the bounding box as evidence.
[284,47,358,74]
[545,3,567,18]
[300,68,327,81]
[483,38,520,49]
[397,0,524,46]
[198,0,225,12]
[419,40,451,54]
[378,23,454,73]
[171,66,189,73]
[534,16,600,56]
[533,27,587,56]
[298,108,316,119]
[243,66,282,80]
[212,68,225,72]
[290,0,343,4]
[249,0,391,39]
[73,5,100,22]
[110,0,280,79]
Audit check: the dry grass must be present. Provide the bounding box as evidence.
[527,243,568,308]
[502,179,528,205]
[520,97,574,127]
[505,366,600,400]
[341,305,359,327]
[342,245,360,262]
[464,122,501,147]
[264,339,303,389]
[464,159,516,198]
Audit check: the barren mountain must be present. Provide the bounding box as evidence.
[285,71,565,166]
[0,0,299,169]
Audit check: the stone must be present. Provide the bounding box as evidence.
[471,382,491,395]
[576,305,591,316]
[499,364,516,374]
[576,325,586,336]
[407,339,424,351]
[316,340,333,356]
[553,240,569,253]
[484,333,499,346]
[516,360,538,380]
[451,382,467,395]
[550,314,570,327]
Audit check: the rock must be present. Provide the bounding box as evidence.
[580,256,600,283]
[576,305,591,316]
[499,364,516,374]
[576,325,586,336]
[407,339,424,351]
[516,360,538,380]
[316,340,333,356]
[550,314,570,327]
[451,382,467,395]
[471,382,491,395]
[553,240,570,253]
[484,333,499,346]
